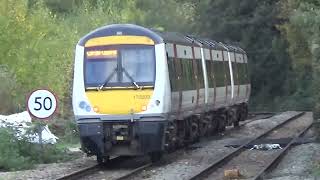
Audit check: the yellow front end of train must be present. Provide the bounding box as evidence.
[84,35,155,115]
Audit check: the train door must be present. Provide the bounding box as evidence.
[244,54,250,101]
[166,43,180,114]
[213,50,226,108]
[205,48,215,107]
[223,50,233,106]
[173,44,183,117]
[194,47,205,111]
[192,47,200,111]
[231,52,240,103]
[201,48,209,107]
[177,44,197,116]
[237,53,246,102]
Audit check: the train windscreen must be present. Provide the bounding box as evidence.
[84,45,155,89]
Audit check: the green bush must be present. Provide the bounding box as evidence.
[0,125,72,171]
[0,127,32,170]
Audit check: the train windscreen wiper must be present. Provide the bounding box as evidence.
[122,67,140,89]
[98,67,117,90]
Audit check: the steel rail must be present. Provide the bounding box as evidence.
[253,122,313,180]
[240,112,278,128]
[56,164,99,180]
[56,156,125,180]
[115,163,153,180]
[188,112,305,180]
[240,114,274,127]
[249,112,277,116]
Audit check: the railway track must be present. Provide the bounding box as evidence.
[56,163,99,180]
[56,112,279,180]
[188,112,310,180]
[253,122,312,180]
[241,112,275,127]
[56,156,127,180]
[56,156,152,180]
[115,163,152,180]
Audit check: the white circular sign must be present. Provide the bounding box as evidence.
[27,89,57,119]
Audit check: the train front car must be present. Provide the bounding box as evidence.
[72,24,170,163]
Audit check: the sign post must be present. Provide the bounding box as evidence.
[27,89,57,145]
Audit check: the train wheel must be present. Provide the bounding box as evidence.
[227,109,236,126]
[218,114,226,132]
[150,151,163,163]
[243,104,249,121]
[190,119,199,142]
[176,120,186,147]
[165,121,177,151]
[233,108,241,127]
[200,117,209,137]
[210,115,219,135]
[233,120,239,127]
[96,155,109,165]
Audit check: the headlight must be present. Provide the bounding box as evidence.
[79,101,87,109]
[79,101,92,112]
[85,106,91,112]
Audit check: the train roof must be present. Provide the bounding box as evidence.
[78,24,245,53]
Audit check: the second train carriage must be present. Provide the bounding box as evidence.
[72,24,250,163]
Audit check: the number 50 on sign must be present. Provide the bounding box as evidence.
[27,89,57,119]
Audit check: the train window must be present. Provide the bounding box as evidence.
[206,61,215,88]
[188,60,195,90]
[191,60,197,90]
[121,47,155,83]
[180,59,186,89]
[237,63,243,84]
[84,45,155,88]
[240,63,244,85]
[244,62,249,84]
[214,61,225,87]
[85,58,118,86]
[196,60,205,88]
[232,62,239,85]
[242,63,247,84]
[224,61,231,86]
[167,58,178,92]
[181,59,195,90]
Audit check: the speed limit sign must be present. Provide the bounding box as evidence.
[27,89,57,119]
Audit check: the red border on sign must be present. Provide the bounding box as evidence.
[26,88,58,121]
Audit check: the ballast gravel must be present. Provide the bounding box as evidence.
[266,143,320,180]
[131,111,319,180]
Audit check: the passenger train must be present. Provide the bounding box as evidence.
[72,24,250,163]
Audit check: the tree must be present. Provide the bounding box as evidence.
[192,0,295,111]
[280,0,320,118]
